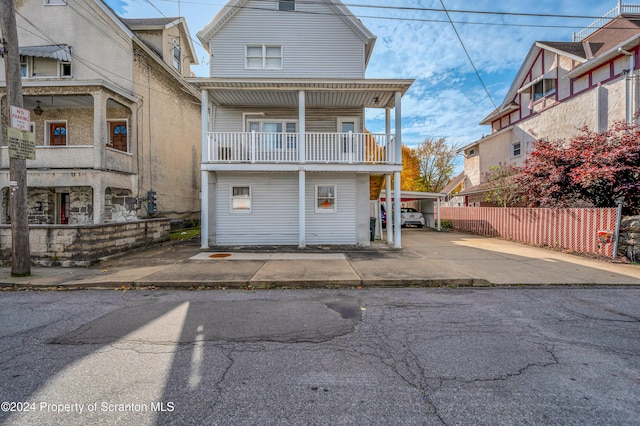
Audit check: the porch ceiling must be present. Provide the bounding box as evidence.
[187,78,414,108]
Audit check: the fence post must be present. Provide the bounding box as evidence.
[612,203,623,259]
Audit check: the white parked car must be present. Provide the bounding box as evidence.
[401,207,425,228]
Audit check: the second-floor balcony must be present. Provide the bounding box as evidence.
[206,131,397,164]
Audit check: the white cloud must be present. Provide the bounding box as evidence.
[106,0,612,151]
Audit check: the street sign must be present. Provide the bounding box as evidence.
[7,127,36,160]
[10,105,31,132]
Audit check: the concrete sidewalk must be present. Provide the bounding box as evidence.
[1,229,639,289]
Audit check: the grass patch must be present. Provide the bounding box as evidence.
[170,227,201,241]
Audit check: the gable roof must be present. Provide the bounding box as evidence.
[121,17,198,64]
[481,15,640,125]
[196,0,376,66]
[441,172,466,196]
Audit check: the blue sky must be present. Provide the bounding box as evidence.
[105,0,613,163]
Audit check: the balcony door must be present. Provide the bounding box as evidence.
[338,117,360,154]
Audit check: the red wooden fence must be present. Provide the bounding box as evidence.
[439,207,618,257]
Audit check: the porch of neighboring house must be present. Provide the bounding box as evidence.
[0,89,140,225]
[189,78,413,249]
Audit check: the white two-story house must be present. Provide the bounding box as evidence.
[457,2,640,205]
[0,0,201,226]
[189,0,413,248]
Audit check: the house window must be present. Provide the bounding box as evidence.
[20,56,72,78]
[279,0,295,11]
[173,45,181,71]
[532,79,556,101]
[108,121,128,152]
[316,185,336,213]
[231,186,251,212]
[246,44,282,70]
[20,56,28,77]
[467,147,476,157]
[512,141,521,157]
[33,57,58,77]
[60,62,71,77]
[247,120,297,148]
[47,121,67,146]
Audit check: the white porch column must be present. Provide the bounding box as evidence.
[93,90,107,170]
[394,91,402,165]
[298,170,306,248]
[393,91,403,249]
[200,89,209,248]
[393,171,401,249]
[437,196,441,231]
[385,107,391,161]
[201,171,209,248]
[385,174,392,244]
[298,91,306,248]
[298,90,306,163]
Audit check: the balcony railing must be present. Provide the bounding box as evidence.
[207,131,395,164]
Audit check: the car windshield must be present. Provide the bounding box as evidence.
[401,208,417,213]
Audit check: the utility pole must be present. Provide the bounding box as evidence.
[1,0,31,276]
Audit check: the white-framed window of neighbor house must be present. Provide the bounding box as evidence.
[231,186,251,213]
[246,44,282,70]
[511,141,522,157]
[316,185,337,213]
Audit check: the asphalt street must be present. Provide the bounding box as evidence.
[1,287,639,425]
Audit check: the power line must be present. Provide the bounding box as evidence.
[439,0,496,109]
[154,0,612,21]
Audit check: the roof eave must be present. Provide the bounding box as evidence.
[564,33,640,79]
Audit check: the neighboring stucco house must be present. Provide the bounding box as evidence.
[457,2,640,206]
[0,0,201,225]
[189,0,413,248]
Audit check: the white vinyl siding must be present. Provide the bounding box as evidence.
[306,174,357,245]
[214,106,363,133]
[216,173,298,245]
[209,0,365,78]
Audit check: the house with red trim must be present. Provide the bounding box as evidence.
[457,2,640,206]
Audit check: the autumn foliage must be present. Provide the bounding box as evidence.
[516,121,640,214]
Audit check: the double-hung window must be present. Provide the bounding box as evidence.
[231,186,251,213]
[246,44,282,70]
[512,141,521,157]
[316,185,337,213]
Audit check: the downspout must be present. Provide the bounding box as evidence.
[618,47,635,124]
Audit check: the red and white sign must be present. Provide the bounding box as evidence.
[10,105,31,131]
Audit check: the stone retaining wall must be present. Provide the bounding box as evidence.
[0,219,170,267]
[618,216,640,262]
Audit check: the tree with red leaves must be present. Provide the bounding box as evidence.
[517,121,640,214]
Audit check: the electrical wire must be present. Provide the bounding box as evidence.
[439,0,496,108]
